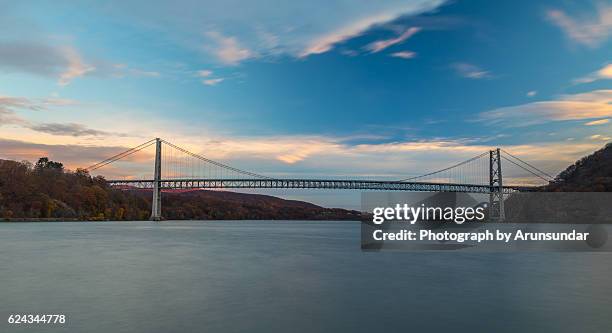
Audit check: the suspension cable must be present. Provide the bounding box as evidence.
[161,139,272,179]
[399,151,489,182]
[500,156,550,183]
[85,139,156,172]
[501,149,554,180]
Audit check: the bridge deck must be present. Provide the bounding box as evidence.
[107,178,532,194]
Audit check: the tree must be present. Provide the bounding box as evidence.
[35,157,64,171]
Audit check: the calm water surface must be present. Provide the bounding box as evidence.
[1,220,611,333]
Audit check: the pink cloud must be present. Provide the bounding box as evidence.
[206,31,253,65]
[58,47,95,86]
[390,51,416,59]
[547,5,612,47]
[366,27,421,53]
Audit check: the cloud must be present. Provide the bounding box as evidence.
[196,70,213,77]
[205,31,253,65]
[0,41,67,76]
[0,108,26,126]
[301,13,413,57]
[390,51,417,59]
[41,98,79,107]
[0,41,95,85]
[57,47,95,86]
[479,89,612,126]
[0,94,126,138]
[0,138,152,175]
[452,62,491,79]
[103,63,161,79]
[194,69,225,85]
[67,0,445,63]
[527,90,537,97]
[173,134,597,178]
[300,13,396,57]
[565,89,612,103]
[0,96,42,112]
[589,134,612,141]
[203,78,224,86]
[1,134,603,188]
[27,123,114,137]
[0,95,78,126]
[584,118,610,126]
[0,41,157,84]
[365,26,420,53]
[0,91,605,186]
[574,63,612,84]
[297,1,443,57]
[546,5,612,47]
[0,95,79,113]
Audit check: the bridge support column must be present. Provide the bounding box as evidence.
[150,138,162,221]
[489,148,505,222]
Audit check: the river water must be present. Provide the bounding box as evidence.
[1,220,611,332]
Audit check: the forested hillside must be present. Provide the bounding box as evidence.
[0,158,359,221]
[0,158,150,220]
[544,143,612,192]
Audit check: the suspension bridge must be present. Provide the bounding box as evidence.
[84,138,554,221]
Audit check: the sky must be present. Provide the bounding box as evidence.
[1,0,611,208]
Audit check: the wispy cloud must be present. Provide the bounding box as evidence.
[71,0,445,63]
[194,69,224,85]
[0,41,150,85]
[574,63,612,84]
[203,78,224,86]
[0,95,79,127]
[57,47,95,86]
[196,70,213,77]
[546,5,612,47]
[0,41,94,85]
[589,134,612,141]
[479,89,612,126]
[0,94,124,137]
[28,123,115,137]
[365,26,420,53]
[0,138,148,175]
[1,96,41,113]
[205,31,253,65]
[299,1,441,58]
[300,13,402,57]
[452,62,491,79]
[585,118,610,126]
[527,90,537,97]
[1,134,603,187]
[0,94,604,183]
[0,108,27,126]
[390,51,417,59]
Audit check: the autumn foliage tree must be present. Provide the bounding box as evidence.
[545,143,612,192]
[0,157,360,221]
[0,157,150,220]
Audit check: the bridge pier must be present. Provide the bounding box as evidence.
[489,148,505,222]
[150,138,162,221]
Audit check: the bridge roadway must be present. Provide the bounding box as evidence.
[107,178,534,194]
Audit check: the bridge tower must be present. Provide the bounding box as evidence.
[150,138,162,221]
[489,148,505,221]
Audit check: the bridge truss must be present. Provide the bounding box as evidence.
[107,178,525,194]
